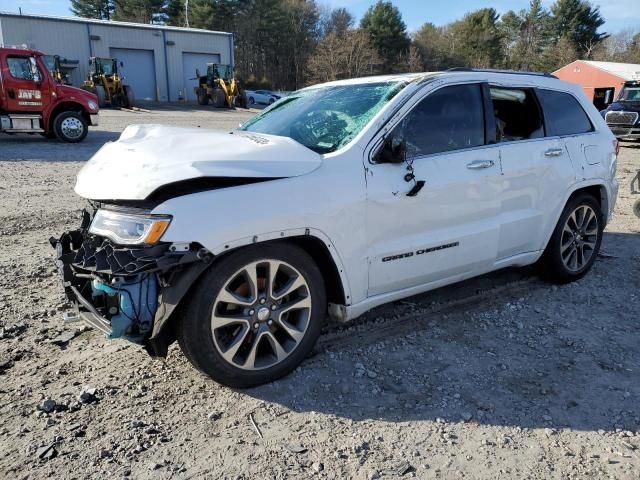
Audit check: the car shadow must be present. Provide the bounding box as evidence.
[0,131,120,161]
[242,231,640,433]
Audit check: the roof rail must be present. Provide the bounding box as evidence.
[446,67,558,79]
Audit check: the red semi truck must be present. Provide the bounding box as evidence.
[0,47,99,142]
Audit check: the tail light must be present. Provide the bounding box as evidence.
[613,139,620,156]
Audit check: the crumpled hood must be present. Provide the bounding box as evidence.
[75,124,322,200]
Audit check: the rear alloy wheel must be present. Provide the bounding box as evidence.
[178,243,326,387]
[539,193,603,283]
[53,111,88,143]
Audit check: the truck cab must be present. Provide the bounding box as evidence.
[0,47,99,142]
[601,80,640,141]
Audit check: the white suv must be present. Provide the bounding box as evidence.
[53,70,619,387]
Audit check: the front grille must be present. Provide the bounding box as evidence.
[605,111,639,125]
[610,127,632,136]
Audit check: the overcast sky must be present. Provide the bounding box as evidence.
[3,0,639,33]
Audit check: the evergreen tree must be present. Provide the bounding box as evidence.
[70,0,115,20]
[550,0,607,57]
[323,7,354,37]
[113,0,168,24]
[450,8,503,68]
[360,1,410,71]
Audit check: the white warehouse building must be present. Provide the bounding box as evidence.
[0,11,234,102]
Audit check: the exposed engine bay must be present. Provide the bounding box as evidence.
[51,209,212,356]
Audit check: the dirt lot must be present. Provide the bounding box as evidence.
[1,106,639,480]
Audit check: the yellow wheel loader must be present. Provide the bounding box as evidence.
[81,57,134,108]
[194,64,247,109]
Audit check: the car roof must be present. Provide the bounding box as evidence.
[306,69,581,97]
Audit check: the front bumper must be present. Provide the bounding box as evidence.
[52,211,211,355]
[89,113,99,126]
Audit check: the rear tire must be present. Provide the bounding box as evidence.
[123,85,135,108]
[538,193,603,283]
[178,243,327,388]
[197,91,209,106]
[95,86,106,108]
[53,111,88,143]
[212,89,225,108]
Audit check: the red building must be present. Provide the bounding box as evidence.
[554,60,640,110]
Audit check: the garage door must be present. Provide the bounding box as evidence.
[110,48,156,101]
[182,52,221,101]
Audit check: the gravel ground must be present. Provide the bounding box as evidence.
[0,106,639,479]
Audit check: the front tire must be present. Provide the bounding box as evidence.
[538,193,603,283]
[53,111,88,143]
[178,243,327,388]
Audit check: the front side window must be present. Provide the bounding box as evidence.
[392,83,485,158]
[490,87,544,142]
[240,81,407,154]
[537,89,593,137]
[7,56,41,81]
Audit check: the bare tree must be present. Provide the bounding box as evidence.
[306,30,380,84]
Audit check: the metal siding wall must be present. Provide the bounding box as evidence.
[164,30,232,101]
[0,16,90,86]
[0,14,233,102]
[89,24,166,101]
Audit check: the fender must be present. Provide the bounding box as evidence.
[203,226,352,306]
[539,179,613,254]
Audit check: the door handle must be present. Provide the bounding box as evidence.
[466,160,494,170]
[544,148,564,157]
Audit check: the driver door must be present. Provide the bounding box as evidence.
[2,55,51,113]
[366,82,503,296]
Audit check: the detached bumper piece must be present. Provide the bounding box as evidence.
[52,218,211,355]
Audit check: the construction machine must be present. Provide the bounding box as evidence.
[194,64,247,109]
[81,57,134,108]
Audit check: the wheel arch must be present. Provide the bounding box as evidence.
[47,101,89,132]
[146,232,351,357]
[540,181,609,255]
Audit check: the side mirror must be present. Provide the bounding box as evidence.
[120,61,124,67]
[376,135,406,164]
[196,68,201,78]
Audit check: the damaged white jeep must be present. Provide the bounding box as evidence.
[53,70,618,387]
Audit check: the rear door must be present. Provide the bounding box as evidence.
[536,89,604,180]
[488,85,573,259]
[2,54,51,113]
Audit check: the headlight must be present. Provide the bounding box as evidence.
[88,100,98,111]
[89,209,171,245]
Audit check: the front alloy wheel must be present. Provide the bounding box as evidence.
[178,243,326,388]
[212,260,311,370]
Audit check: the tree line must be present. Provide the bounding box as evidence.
[71,0,640,90]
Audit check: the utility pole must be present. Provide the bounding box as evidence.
[185,0,189,28]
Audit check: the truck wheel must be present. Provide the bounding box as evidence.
[95,86,107,108]
[197,92,209,105]
[53,111,88,143]
[177,243,327,388]
[123,86,135,108]
[633,198,640,219]
[235,91,248,109]
[538,193,603,283]
[212,90,226,108]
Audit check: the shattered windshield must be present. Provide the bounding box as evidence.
[239,81,407,154]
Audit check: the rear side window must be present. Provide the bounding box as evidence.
[396,83,485,157]
[537,89,593,136]
[489,87,544,142]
